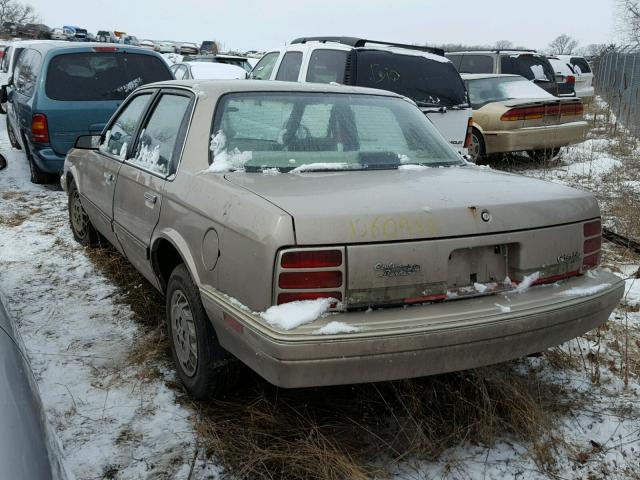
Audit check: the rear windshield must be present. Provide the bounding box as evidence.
[45,52,172,101]
[190,56,251,72]
[500,55,556,82]
[210,92,462,172]
[466,76,553,108]
[548,58,575,76]
[570,57,591,74]
[354,50,468,108]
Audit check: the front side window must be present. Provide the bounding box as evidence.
[129,93,192,176]
[14,49,42,97]
[100,93,153,158]
[210,92,462,172]
[466,77,553,109]
[250,51,279,80]
[275,51,303,82]
[354,50,468,108]
[306,49,348,83]
[45,52,172,101]
[459,54,493,74]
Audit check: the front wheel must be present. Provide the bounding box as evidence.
[166,264,239,399]
[68,182,101,246]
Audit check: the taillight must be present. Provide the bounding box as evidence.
[560,103,584,116]
[463,117,473,149]
[566,75,575,85]
[500,106,545,121]
[93,46,118,52]
[275,248,345,306]
[31,113,49,143]
[582,219,601,271]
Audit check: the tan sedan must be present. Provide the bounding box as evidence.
[463,74,588,162]
[62,80,621,399]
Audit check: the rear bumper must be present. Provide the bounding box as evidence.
[483,121,588,154]
[31,145,65,174]
[202,269,624,388]
[576,86,595,100]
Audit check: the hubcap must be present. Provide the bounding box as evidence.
[70,191,89,239]
[468,133,480,162]
[170,290,198,377]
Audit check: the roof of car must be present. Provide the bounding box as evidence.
[461,73,520,80]
[18,40,163,54]
[280,42,451,64]
[446,50,537,55]
[143,79,406,98]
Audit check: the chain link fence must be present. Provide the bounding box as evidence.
[593,48,640,138]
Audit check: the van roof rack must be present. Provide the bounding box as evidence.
[290,37,444,56]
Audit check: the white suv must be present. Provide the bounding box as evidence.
[556,55,594,100]
[250,37,472,154]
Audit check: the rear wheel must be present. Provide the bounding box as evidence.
[166,264,239,399]
[68,182,101,246]
[527,147,561,162]
[6,117,21,149]
[468,128,485,163]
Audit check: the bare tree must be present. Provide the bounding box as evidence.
[618,0,640,47]
[0,0,38,28]
[548,34,579,55]
[494,40,513,50]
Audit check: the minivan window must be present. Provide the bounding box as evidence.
[354,50,468,108]
[211,92,462,172]
[275,51,303,82]
[306,49,348,83]
[100,93,153,158]
[45,52,172,101]
[500,55,555,82]
[570,57,591,74]
[459,54,493,74]
[445,53,463,70]
[251,51,279,80]
[14,48,42,97]
[130,94,192,176]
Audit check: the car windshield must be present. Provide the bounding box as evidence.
[353,50,468,108]
[45,52,172,101]
[466,76,554,108]
[210,92,462,172]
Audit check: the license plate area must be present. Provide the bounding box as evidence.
[447,244,513,297]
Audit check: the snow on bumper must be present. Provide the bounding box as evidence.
[483,121,589,155]
[201,269,624,388]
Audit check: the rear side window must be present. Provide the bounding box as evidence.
[459,54,493,73]
[14,48,42,97]
[45,52,172,101]
[130,93,192,176]
[251,51,279,80]
[445,53,463,70]
[306,49,348,83]
[500,55,555,82]
[100,93,153,158]
[570,57,591,74]
[275,51,303,81]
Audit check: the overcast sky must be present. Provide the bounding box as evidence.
[30,0,616,52]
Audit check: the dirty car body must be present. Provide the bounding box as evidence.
[63,80,623,396]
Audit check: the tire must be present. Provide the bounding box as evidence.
[7,117,21,149]
[526,147,561,162]
[166,264,239,399]
[24,139,55,184]
[68,182,101,246]
[468,128,485,163]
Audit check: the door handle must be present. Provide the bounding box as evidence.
[103,172,114,184]
[144,192,157,205]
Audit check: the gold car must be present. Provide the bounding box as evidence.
[462,74,588,162]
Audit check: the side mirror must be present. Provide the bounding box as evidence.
[74,135,101,150]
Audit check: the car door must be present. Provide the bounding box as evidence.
[80,91,156,250]
[112,89,194,287]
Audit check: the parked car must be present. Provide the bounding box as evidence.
[200,40,218,54]
[16,23,51,39]
[184,53,253,73]
[0,292,69,479]
[556,54,595,100]
[251,37,473,154]
[155,40,177,53]
[63,79,623,399]
[546,56,576,97]
[462,74,588,162]
[50,28,67,41]
[179,42,199,55]
[170,61,247,79]
[0,40,41,117]
[62,25,87,41]
[446,50,560,96]
[96,30,117,43]
[1,42,173,183]
[138,39,156,50]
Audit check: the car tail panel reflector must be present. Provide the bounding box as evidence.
[279,271,343,289]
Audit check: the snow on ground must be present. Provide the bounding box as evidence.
[0,125,217,478]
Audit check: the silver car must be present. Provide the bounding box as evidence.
[62,80,624,399]
[0,294,67,479]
